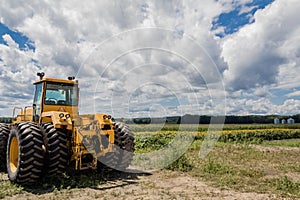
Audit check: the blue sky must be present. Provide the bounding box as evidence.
[0,0,299,117]
[0,23,35,51]
[212,0,275,37]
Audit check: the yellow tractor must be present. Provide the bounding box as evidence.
[0,72,134,184]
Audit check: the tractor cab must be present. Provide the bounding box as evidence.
[32,72,79,124]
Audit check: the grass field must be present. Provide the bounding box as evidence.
[0,124,299,199]
[129,123,300,132]
[131,124,300,198]
[188,140,300,198]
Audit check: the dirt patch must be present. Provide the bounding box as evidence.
[4,170,286,200]
[251,145,300,152]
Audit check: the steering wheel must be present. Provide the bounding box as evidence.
[47,98,58,104]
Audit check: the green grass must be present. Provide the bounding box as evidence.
[261,139,300,147]
[273,176,300,197]
[0,169,140,199]
[134,133,175,153]
[165,154,193,172]
[130,123,300,132]
[132,129,300,198]
[201,158,234,175]
[0,181,23,198]
[186,142,300,197]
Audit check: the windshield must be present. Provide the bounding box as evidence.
[45,82,78,106]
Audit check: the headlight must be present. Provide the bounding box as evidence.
[59,113,64,118]
[65,114,70,118]
[108,115,111,119]
[103,115,107,120]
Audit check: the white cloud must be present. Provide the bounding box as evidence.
[0,44,40,115]
[2,34,18,48]
[286,91,300,98]
[239,5,258,15]
[222,0,300,92]
[226,98,300,116]
[252,86,273,98]
[278,99,300,115]
[0,0,299,118]
[0,0,230,117]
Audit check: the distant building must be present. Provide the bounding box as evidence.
[287,118,295,124]
[274,118,280,124]
[281,119,286,124]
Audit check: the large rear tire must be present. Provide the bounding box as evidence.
[98,122,134,171]
[0,123,9,171]
[41,123,68,177]
[7,122,44,184]
[114,122,135,170]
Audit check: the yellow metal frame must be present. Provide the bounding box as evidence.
[12,106,33,124]
[72,113,115,170]
[41,111,73,129]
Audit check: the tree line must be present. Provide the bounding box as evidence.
[1,114,299,124]
[0,117,12,123]
[121,114,300,124]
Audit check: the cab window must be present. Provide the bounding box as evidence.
[33,83,43,120]
[44,82,78,106]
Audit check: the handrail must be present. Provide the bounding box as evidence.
[12,107,23,122]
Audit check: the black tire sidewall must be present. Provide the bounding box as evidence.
[41,123,68,177]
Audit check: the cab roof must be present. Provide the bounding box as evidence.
[34,77,78,85]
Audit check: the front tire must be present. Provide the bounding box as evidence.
[7,122,44,184]
[41,123,68,177]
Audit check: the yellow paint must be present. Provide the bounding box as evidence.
[41,111,73,130]
[9,136,19,173]
[42,104,79,122]
[34,77,78,85]
[12,107,33,123]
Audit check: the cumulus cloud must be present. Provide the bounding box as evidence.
[0,45,40,115]
[218,0,300,116]
[0,0,230,117]
[222,0,300,92]
[0,0,299,117]
[226,98,300,116]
